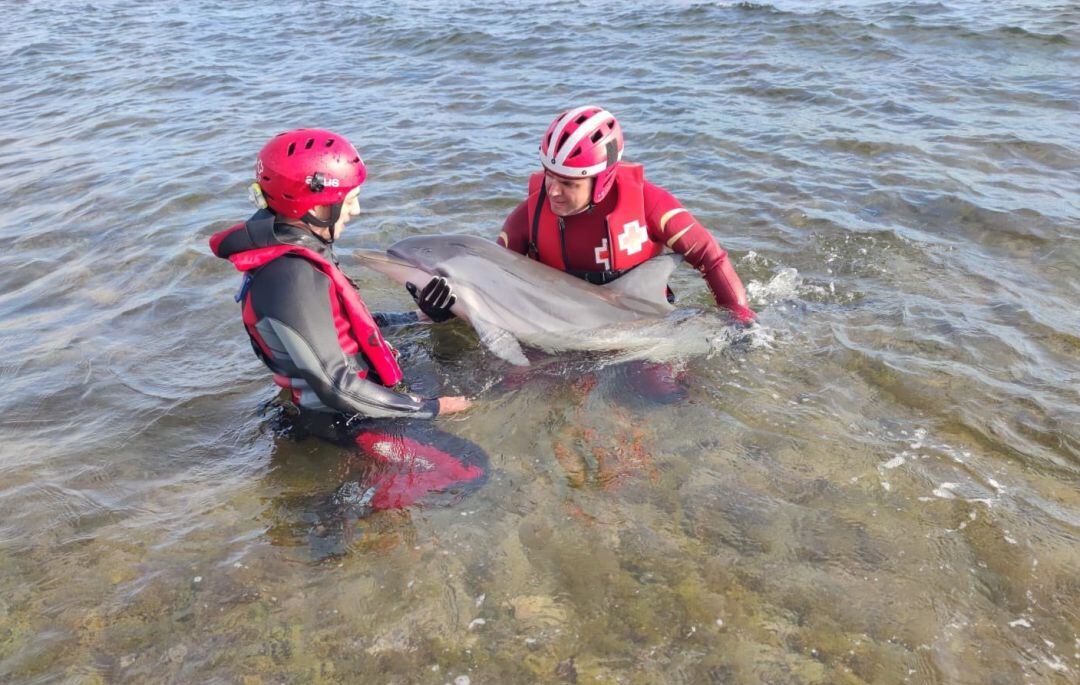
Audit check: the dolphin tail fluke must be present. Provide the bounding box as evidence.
[604,253,683,309]
[472,317,530,366]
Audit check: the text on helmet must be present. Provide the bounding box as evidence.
[306,175,340,188]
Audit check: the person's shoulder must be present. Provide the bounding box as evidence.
[250,254,329,299]
[641,177,682,211]
[254,253,318,278]
[503,200,529,228]
[509,197,529,215]
[641,176,672,194]
[248,255,334,322]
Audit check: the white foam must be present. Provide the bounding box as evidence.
[1009,618,1031,628]
[933,482,958,499]
[882,455,906,470]
[1042,655,1068,673]
[746,267,801,303]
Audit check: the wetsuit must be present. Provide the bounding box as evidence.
[210,211,439,419]
[498,165,753,320]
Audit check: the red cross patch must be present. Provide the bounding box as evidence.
[594,238,611,270]
[618,220,650,255]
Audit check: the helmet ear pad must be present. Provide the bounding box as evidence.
[593,163,618,204]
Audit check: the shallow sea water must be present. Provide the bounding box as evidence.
[0,1,1077,683]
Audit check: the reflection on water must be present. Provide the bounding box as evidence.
[0,0,1077,683]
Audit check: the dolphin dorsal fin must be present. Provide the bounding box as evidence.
[603,253,683,305]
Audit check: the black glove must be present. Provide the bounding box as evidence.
[407,276,457,323]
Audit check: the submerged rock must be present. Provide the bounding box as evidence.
[555,655,578,682]
[507,595,568,628]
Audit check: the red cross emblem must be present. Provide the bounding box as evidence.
[618,220,650,255]
[594,238,611,270]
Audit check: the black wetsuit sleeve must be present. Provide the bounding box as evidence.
[250,257,439,419]
[373,311,421,328]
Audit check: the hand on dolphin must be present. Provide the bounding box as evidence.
[729,303,757,325]
[436,395,472,415]
[408,277,457,323]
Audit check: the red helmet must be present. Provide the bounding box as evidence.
[254,129,366,220]
[538,106,624,204]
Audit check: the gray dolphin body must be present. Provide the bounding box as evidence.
[353,234,683,365]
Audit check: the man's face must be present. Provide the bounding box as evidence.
[309,187,361,237]
[334,187,361,235]
[544,171,592,217]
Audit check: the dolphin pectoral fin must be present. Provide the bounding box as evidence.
[603,253,683,308]
[472,318,529,366]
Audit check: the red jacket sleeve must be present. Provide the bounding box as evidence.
[643,180,755,322]
[497,200,531,255]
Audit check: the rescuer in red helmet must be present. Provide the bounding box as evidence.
[211,129,467,420]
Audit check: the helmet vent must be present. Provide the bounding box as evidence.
[590,130,603,143]
[325,139,335,147]
[286,142,296,156]
[304,138,315,150]
[557,131,571,149]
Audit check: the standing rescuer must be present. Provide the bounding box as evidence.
[498,106,756,323]
[210,128,468,420]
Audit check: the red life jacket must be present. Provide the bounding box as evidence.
[210,218,404,388]
[525,163,664,277]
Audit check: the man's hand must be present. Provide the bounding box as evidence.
[407,277,457,323]
[437,396,472,414]
[730,303,757,325]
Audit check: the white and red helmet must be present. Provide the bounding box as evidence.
[539,106,625,204]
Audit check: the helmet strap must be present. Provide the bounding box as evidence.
[300,203,344,244]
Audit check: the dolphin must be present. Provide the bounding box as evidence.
[353,234,683,366]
